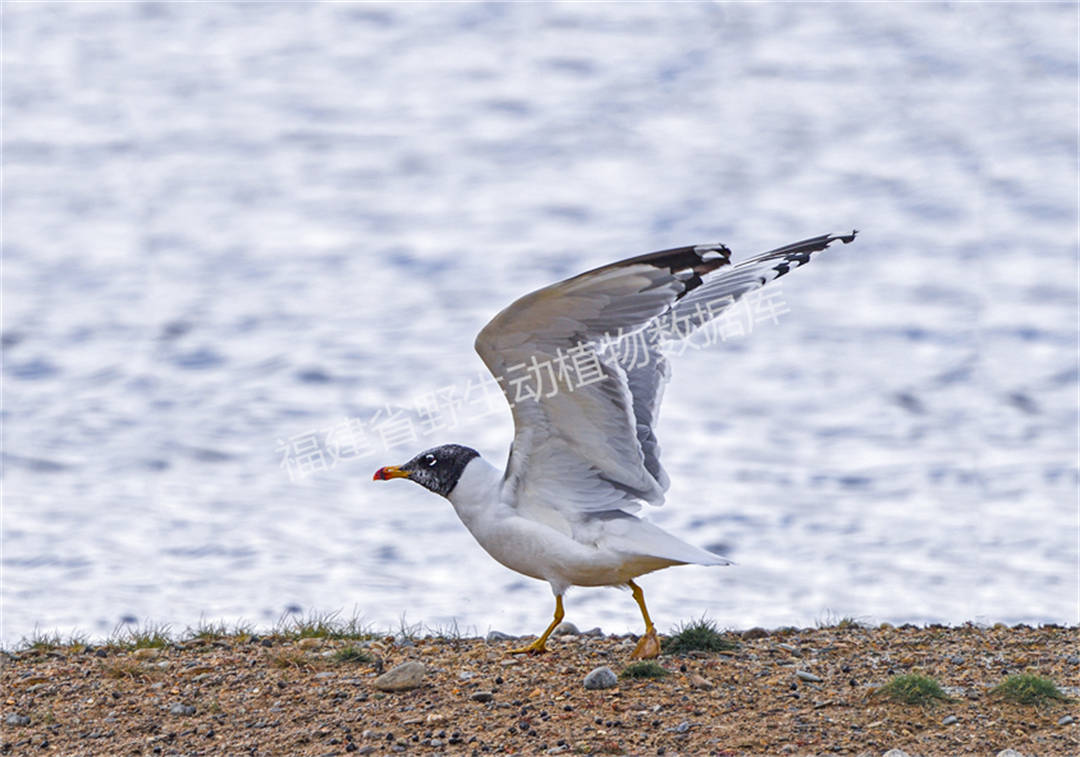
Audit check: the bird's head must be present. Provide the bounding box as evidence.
[373,444,480,498]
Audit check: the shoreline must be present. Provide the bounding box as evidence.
[2,622,1076,756]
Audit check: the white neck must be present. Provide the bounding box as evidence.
[446,455,504,525]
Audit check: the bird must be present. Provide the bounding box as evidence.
[374,230,857,658]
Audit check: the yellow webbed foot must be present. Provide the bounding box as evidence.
[507,637,549,655]
[508,594,564,655]
[630,627,661,659]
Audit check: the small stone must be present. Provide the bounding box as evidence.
[552,622,580,636]
[882,751,911,757]
[688,674,714,690]
[796,670,822,683]
[741,627,768,640]
[1058,715,1074,726]
[298,637,321,649]
[425,713,445,724]
[470,691,494,703]
[673,721,691,734]
[995,751,1025,757]
[1066,655,1080,665]
[583,666,618,690]
[582,627,604,637]
[486,630,514,643]
[356,747,376,756]
[458,671,475,681]
[132,647,160,659]
[314,671,334,679]
[949,655,965,665]
[5,714,30,726]
[169,703,195,716]
[373,661,426,692]
[942,715,958,726]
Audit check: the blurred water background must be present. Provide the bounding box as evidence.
[3,2,1077,646]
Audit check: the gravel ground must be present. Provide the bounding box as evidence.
[1,624,1076,756]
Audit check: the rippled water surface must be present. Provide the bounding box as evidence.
[3,2,1077,645]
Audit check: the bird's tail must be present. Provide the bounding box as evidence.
[603,517,734,567]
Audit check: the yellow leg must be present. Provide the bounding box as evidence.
[508,594,564,654]
[629,579,661,659]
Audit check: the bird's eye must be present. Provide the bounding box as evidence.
[425,455,437,466]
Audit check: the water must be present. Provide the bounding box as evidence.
[3,2,1076,646]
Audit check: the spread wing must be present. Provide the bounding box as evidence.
[474,231,856,530]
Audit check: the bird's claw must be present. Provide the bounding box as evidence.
[507,640,549,655]
[630,627,661,659]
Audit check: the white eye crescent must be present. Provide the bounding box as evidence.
[426,455,437,466]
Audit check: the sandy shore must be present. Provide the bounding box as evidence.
[1,623,1076,756]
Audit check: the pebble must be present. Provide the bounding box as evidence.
[1058,715,1074,726]
[942,715,958,726]
[486,630,515,643]
[688,674,714,690]
[795,670,822,682]
[583,666,618,690]
[5,714,30,726]
[168,703,195,716]
[742,627,769,640]
[132,647,160,659]
[1066,655,1080,665]
[882,751,911,757]
[673,721,691,734]
[458,670,475,681]
[995,751,1025,757]
[470,691,494,703]
[553,621,580,636]
[583,627,604,637]
[298,637,321,649]
[373,661,426,692]
[949,655,965,664]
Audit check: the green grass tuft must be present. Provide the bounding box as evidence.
[184,618,237,643]
[874,673,951,705]
[107,623,173,651]
[620,661,670,679]
[273,610,375,641]
[334,645,375,664]
[664,617,736,655]
[816,611,864,630]
[18,628,89,654]
[423,618,474,649]
[991,674,1069,705]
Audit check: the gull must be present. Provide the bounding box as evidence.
[374,230,857,658]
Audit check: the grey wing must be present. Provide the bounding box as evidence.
[616,231,857,495]
[475,243,732,525]
[669,231,858,334]
[474,231,856,530]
